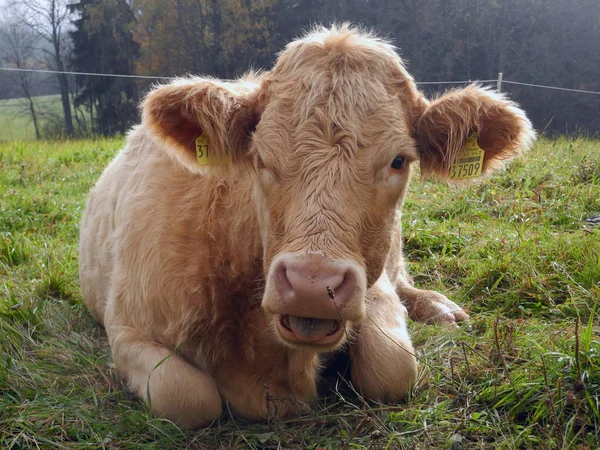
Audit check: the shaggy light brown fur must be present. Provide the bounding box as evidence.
[79,24,535,427]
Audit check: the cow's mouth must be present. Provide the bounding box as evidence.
[277,314,344,347]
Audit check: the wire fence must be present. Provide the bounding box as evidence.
[501,80,600,95]
[0,66,598,139]
[2,66,600,95]
[0,66,170,80]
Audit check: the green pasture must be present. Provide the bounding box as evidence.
[0,95,89,141]
[0,137,598,449]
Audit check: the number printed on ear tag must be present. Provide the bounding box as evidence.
[195,135,231,166]
[449,132,484,180]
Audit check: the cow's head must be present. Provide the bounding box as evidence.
[142,25,535,351]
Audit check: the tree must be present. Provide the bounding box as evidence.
[69,0,140,135]
[11,0,75,136]
[132,0,279,79]
[130,0,168,76]
[0,16,42,139]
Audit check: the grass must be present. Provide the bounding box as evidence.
[0,95,60,141]
[0,136,599,449]
[0,95,91,141]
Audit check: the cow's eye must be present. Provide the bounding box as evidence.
[390,155,405,170]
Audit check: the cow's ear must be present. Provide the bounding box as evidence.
[414,85,535,180]
[141,76,263,173]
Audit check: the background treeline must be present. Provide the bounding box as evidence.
[1,0,599,138]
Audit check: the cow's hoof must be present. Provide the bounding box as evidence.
[405,290,469,327]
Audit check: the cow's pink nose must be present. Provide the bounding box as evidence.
[273,256,360,320]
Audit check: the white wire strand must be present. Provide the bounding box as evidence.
[502,79,600,95]
[0,67,495,86]
[0,66,168,80]
[416,79,496,85]
[1,66,600,95]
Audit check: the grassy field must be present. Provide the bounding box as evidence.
[0,95,85,141]
[0,137,598,449]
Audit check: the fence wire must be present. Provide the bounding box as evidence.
[1,66,600,95]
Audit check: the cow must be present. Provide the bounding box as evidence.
[79,25,534,428]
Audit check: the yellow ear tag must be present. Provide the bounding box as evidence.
[449,131,485,180]
[195,135,231,166]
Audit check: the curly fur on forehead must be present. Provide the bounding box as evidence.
[264,24,427,130]
[276,24,402,80]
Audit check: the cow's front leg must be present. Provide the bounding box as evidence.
[107,324,223,428]
[386,221,468,326]
[395,274,469,327]
[349,275,417,401]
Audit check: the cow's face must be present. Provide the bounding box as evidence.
[142,26,534,351]
[252,42,420,349]
[252,102,415,347]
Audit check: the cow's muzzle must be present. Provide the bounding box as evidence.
[263,252,366,348]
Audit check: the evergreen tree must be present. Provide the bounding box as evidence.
[70,0,140,135]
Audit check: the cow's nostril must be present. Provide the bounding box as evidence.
[275,262,294,300]
[328,270,357,303]
[324,273,346,295]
